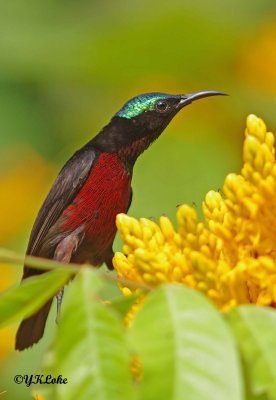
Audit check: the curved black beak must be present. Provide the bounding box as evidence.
[178,90,228,108]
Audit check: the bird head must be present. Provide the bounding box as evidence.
[117,91,226,132]
[92,91,227,163]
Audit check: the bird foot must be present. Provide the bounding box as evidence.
[56,287,64,324]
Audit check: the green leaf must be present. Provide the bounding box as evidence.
[246,390,269,400]
[227,306,276,400]
[110,293,140,319]
[0,269,71,328]
[129,284,243,400]
[39,267,134,400]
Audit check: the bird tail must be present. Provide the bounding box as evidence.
[15,300,52,351]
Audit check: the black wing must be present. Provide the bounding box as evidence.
[127,187,133,212]
[16,146,98,350]
[26,145,98,258]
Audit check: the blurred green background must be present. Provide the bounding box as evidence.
[1,0,276,398]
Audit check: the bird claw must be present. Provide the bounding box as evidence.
[56,287,64,324]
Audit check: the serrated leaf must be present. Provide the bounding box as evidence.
[0,269,71,328]
[227,306,276,400]
[39,267,134,400]
[129,284,243,400]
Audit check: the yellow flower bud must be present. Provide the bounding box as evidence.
[160,215,175,240]
[246,114,266,141]
[134,248,151,261]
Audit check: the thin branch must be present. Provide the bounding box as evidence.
[0,247,150,292]
[0,248,24,264]
[103,272,151,292]
[0,247,79,273]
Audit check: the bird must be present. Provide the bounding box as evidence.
[15,90,226,350]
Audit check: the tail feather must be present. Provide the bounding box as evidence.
[15,300,52,351]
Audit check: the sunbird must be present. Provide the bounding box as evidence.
[16,90,226,350]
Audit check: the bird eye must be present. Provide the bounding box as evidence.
[155,100,169,113]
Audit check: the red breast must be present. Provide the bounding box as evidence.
[61,153,131,249]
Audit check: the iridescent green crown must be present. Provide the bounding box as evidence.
[117,93,170,119]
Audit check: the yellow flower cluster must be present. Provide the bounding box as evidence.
[113,115,276,310]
